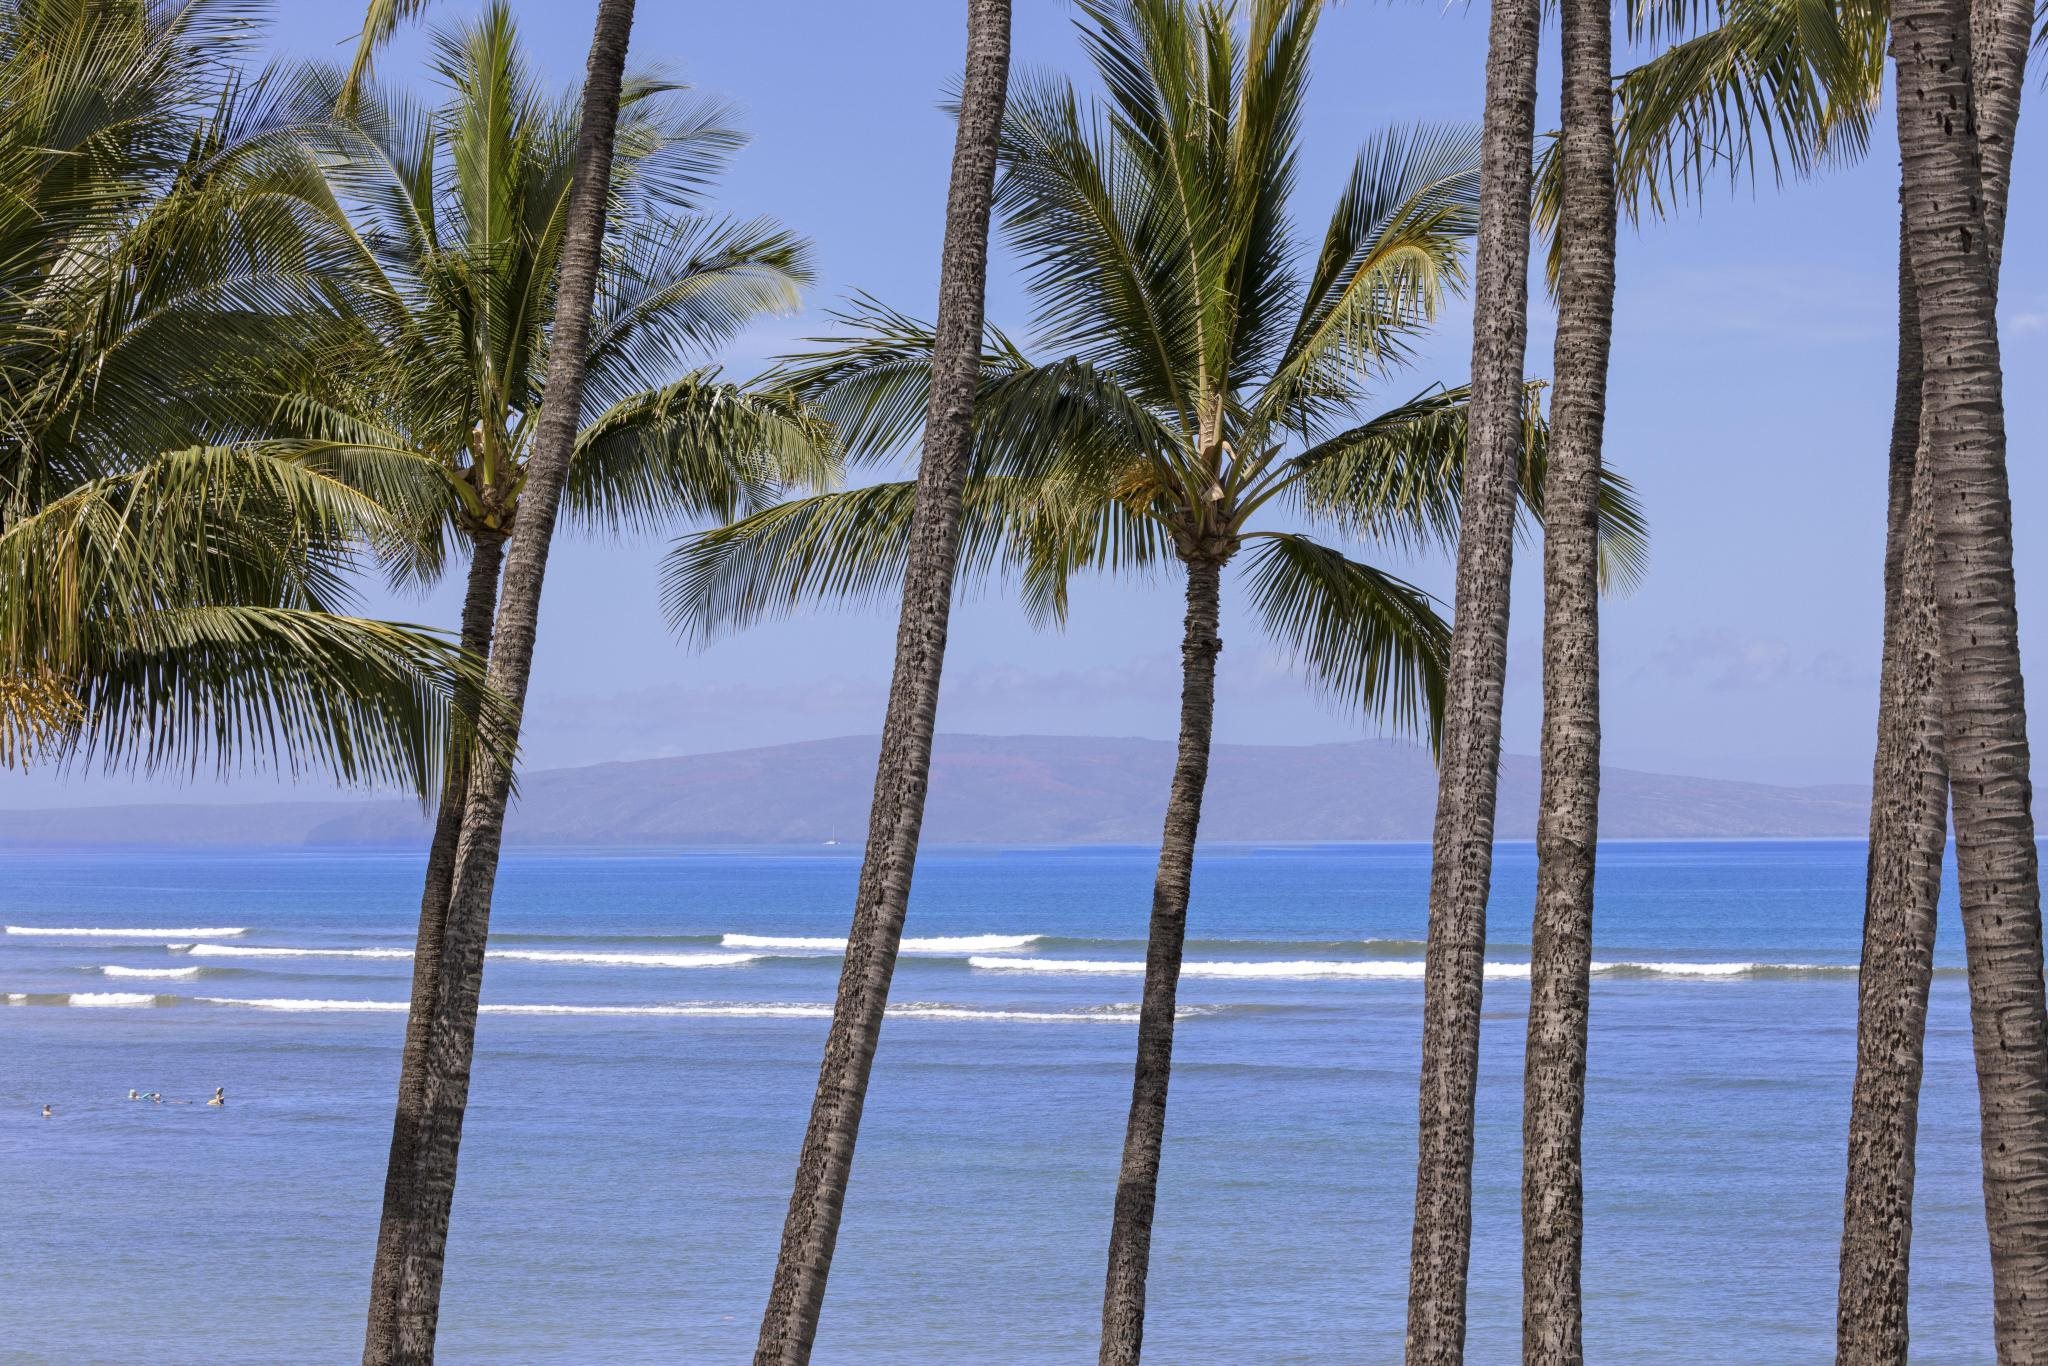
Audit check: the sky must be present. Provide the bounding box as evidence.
[4,0,2045,808]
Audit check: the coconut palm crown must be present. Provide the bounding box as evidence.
[276,2,834,586]
[0,0,500,792]
[666,0,1644,732]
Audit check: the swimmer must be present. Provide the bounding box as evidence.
[128,1089,140,1100]
[40,1104,51,1118]
[147,1092,162,1104]
[207,1088,225,1107]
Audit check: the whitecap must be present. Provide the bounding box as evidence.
[66,992,163,1007]
[490,949,761,969]
[99,966,203,980]
[192,997,1146,1023]
[186,944,760,969]
[721,933,1042,954]
[187,944,412,960]
[966,956,1533,980]
[1591,960,1856,978]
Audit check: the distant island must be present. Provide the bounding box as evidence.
[0,734,1872,848]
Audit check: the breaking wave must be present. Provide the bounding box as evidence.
[1591,960,1859,980]
[490,949,763,969]
[185,944,412,960]
[191,996,1149,1022]
[721,933,1042,954]
[966,956,1535,980]
[968,957,1862,982]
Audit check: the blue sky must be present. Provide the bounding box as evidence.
[3,0,2044,807]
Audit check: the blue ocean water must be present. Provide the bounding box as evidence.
[0,841,1998,1362]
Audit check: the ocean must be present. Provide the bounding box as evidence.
[0,841,1999,1362]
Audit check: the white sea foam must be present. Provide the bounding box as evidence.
[968,956,1854,982]
[66,992,161,1007]
[721,933,1042,954]
[890,1003,1139,1023]
[186,944,760,968]
[194,996,1139,1022]
[6,926,245,938]
[1591,960,1856,978]
[490,949,762,969]
[966,956,1535,980]
[99,965,202,980]
[187,944,413,960]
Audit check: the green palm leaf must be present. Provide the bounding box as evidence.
[661,480,1047,643]
[1241,531,1450,747]
[568,373,839,535]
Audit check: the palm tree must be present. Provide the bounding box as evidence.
[1519,0,1619,1349]
[1889,0,2047,1350]
[1588,0,2036,1348]
[735,2,1012,1362]
[0,0,489,793]
[290,10,826,1354]
[1404,0,1544,1345]
[667,6,1646,1357]
[332,0,660,1358]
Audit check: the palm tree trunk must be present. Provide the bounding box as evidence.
[1406,0,1541,1355]
[1099,552,1227,1366]
[361,4,638,1361]
[752,5,1010,1361]
[1890,0,2048,1355]
[1519,0,1614,1351]
[364,532,504,1357]
[1836,5,2024,1348]
[1836,217,1949,1364]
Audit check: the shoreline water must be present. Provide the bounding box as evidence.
[2,842,1997,1360]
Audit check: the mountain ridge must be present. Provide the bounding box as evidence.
[0,733,1871,847]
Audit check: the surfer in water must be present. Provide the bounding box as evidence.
[41,1104,52,1118]
[207,1088,225,1107]
[128,1089,140,1101]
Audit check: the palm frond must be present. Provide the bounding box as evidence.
[0,445,413,668]
[763,296,1177,490]
[1285,382,1649,593]
[1266,121,1481,426]
[994,67,1200,427]
[567,372,838,535]
[1240,531,1450,747]
[342,0,435,110]
[1283,384,1496,553]
[0,668,83,771]
[661,479,1065,643]
[0,445,504,792]
[70,604,497,792]
[1595,0,1881,236]
[580,214,813,415]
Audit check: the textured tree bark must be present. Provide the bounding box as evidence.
[752,5,1010,1361]
[1099,553,1227,1366]
[363,4,638,1361]
[1891,0,2048,1355]
[363,533,504,1360]
[1518,0,1613,1352]
[1836,218,1948,1366]
[1837,3,2025,1350]
[1406,0,1541,1356]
